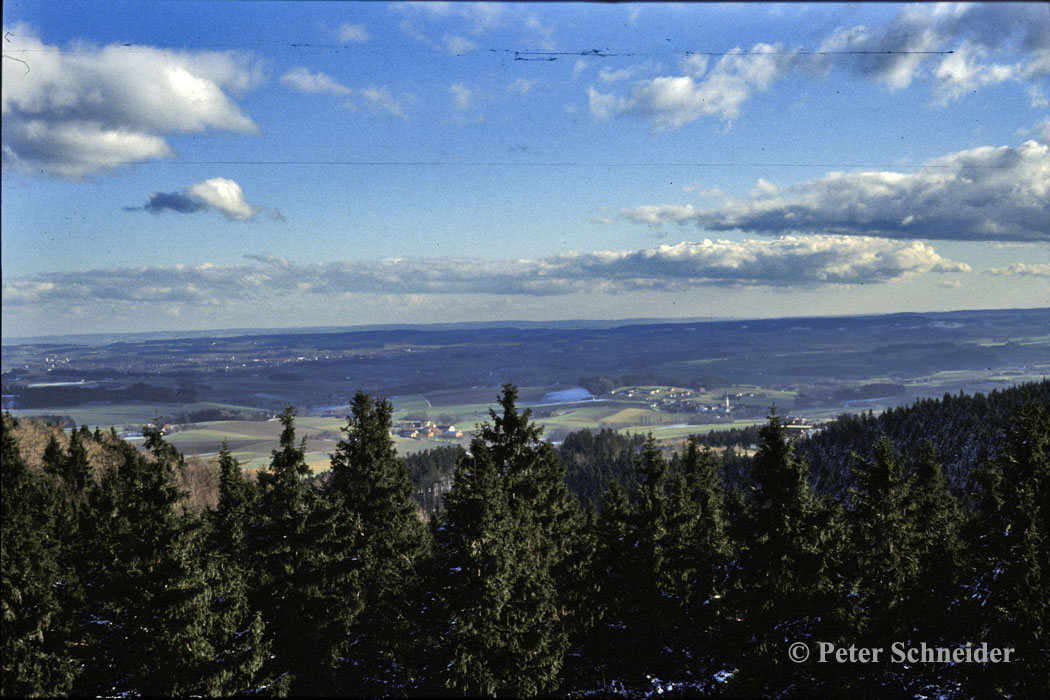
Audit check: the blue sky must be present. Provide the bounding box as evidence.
[2,1,1048,337]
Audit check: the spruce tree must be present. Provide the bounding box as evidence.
[206,444,271,694]
[1,415,78,697]
[727,409,846,696]
[249,406,363,696]
[213,442,254,557]
[965,400,1049,696]
[487,384,577,696]
[580,479,636,689]
[71,438,254,696]
[431,437,515,696]
[664,437,731,676]
[847,437,920,642]
[431,384,576,697]
[327,390,429,693]
[41,433,65,480]
[64,427,92,493]
[906,441,963,646]
[624,434,674,680]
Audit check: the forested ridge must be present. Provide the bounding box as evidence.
[2,381,1047,698]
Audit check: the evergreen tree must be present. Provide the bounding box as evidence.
[726,409,846,696]
[847,437,920,642]
[71,437,261,696]
[486,384,577,697]
[1,415,77,697]
[431,384,576,697]
[249,406,363,696]
[64,427,92,493]
[206,444,271,694]
[431,436,515,696]
[41,433,65,480]
[664,437,731,676]
[625,434,674,679]
[578,479,635,690]
[906,441,963,646]
[965,399,1049,696]
[327,391,429,693]
[213,442,254,556]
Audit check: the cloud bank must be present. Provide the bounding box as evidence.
[3,236,969,310]
[621,140,1050,242]
[1,25,263,177]
[127,178,274,221]
[985,262,1050,277]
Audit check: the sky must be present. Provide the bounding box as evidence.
[2,1,1048,338]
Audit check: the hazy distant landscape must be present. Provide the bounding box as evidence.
[4,307,1046,469]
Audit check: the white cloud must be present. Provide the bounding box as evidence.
[507,78,539,95]
[933,42,1016,103]
[444,34,479,55]
[348,87,407,118]
[622,140,1050,242]
[525,13,556,52]
[338,23,370,43]
[1039,117,1050,142]
[599,66,643,83]
[590,44,799,128]
[3,236,970,315]
[1,25,263,177]
[279,67,352,95]
[127,177,268,221]
[394,1,505,36]
[186,178,259,221]
[815,3,1050,97]
[985,262,1050,277]
[450,82,473,111]
[281,67,406,118]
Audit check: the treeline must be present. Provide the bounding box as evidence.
[3,382,1048,697]
[800,380,1050,497]
[3,381,197,409]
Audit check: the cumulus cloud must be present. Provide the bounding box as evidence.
[127,177,268,221]
[985,262,1050,277]
[3,236,970,313]
[621,140,1050,242]
[338,23,370,43]
[590,43,799,128]
[1,25,263,177]
[279,67,352,95]
[815,3,1049,98]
